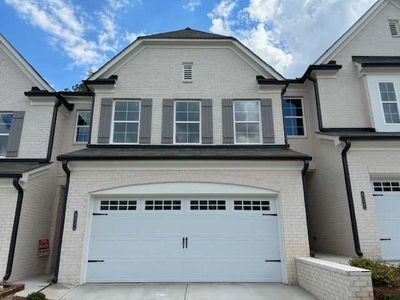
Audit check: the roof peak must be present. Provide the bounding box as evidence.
[139,27,232,40]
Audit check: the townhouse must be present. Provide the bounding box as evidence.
[0,0,398,288]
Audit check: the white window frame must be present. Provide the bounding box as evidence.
[74,110,92,144]
[111,99,141,145]
[0,112,13,158]
[282,97,307,138]
[182,62,193,83]
[378,81,400,124]
[233,100,262,145]
[173,100,201,145]
[366,75,400,132]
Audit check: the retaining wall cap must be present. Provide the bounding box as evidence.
[296,257,371,275]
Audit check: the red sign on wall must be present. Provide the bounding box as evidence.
[38,239,50,257]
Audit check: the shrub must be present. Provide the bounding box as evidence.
[349,257,398,286]
[27,292,46,300]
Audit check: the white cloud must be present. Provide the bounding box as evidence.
[182,0,201,12]
[207,0,237,35]
[209,0,377,78]
[4,0,144,71]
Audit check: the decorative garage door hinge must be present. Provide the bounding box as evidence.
[380,238,391,241]
[262,213,278,216]
[88,260,104,263]
[93,213,108,216]
[373,194,384,197]
[265,260,281,263]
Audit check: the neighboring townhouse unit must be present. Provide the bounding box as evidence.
[54,28,312,285]
[279,0,400,261]
[0,34,92,282]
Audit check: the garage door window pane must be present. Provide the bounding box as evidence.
[234,200,270,211]
[100,200,137,211]
[145,200,181,210]
[373,181,400,192]
[190,200,226,210]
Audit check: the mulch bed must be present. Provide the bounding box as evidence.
[374,285,400,300]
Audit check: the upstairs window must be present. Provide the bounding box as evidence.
[283,98,305,136]
[389,20,400,37]
[174,101,201,144]
[74,110,92,143]
[112,100,140,144]
[182,63,193,82]
[379,82,400,124]
[0,113,12,157]
[233,101,262,144]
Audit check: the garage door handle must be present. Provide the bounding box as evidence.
[380,238,391,241]
[182,237,185,249]
[185,237,188,249]
[265,260,281,263]
[88,260,104,263]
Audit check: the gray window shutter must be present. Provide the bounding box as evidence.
[139,98,152,144]
[261,98,275,143]
[222,99,234,144]
[201,99,213,144]
[6,111,25,157]
[98,98,113,144]
[162,99,174,144]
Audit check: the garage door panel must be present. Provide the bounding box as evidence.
[373,181,400,260]
[87,261,186,283]
[87,198,282,283]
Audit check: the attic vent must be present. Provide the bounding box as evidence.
[183,63,193,82]
[389,20,400,37]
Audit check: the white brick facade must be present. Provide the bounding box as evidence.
[296,257,373,300]
[90,46,285,145]
[58,163,310,285]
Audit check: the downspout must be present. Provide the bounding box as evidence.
[52,161,70,283]
[301,160,315,257]
[306,75,325,132]
[281,83,290,147]
[3,177,24,281]
[341,139,363,257]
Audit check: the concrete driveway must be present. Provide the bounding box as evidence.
[43,283,316,300]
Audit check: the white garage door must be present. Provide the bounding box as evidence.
[86,198,282,283]
[373,181,400,260]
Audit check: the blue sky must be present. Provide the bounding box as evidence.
[1,0,377,90]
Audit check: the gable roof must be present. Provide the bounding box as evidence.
[0,34,54,91]
[88,27,285,81]
[139,28,231,40]
[315,0,394,64]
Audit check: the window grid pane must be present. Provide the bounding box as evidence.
[234,200,270,211]
[190,200,226,210]
[283,99,305,136]
[379,82,400,124]
[0,113,13,156]
[175,101,201,144]
[233,101,261,144]
[75,111,91,143]
[113,101,140,144]
[145,200,181,211]
[373,181,400,192]
[100,200,137,211]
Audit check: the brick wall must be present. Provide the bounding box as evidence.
[90,46,285,145]
[296,257,373,300]
[58,165,309,285]
[0,180,18,277]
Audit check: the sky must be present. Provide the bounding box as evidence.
[0,0,378,90]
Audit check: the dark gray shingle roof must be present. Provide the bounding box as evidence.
[0,162,50,177]
[58,145,311,161]
[352,56,400,67]
[139,28,232,40]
